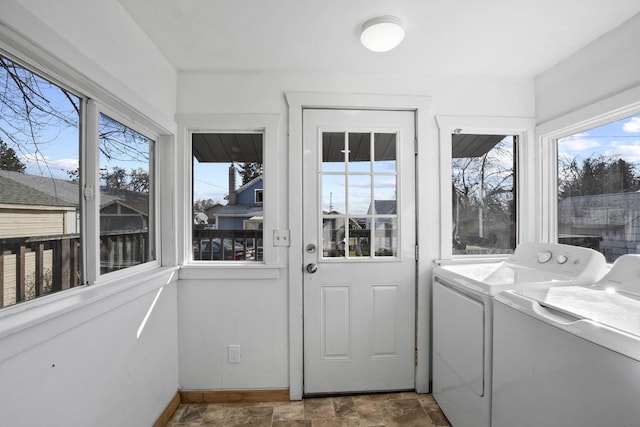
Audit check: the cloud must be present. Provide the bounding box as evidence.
[558,137,600,153]
[604,140,640,163]
[22,152,79,171]
[622,117,640,133]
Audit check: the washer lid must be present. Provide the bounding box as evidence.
[514,285,640,337]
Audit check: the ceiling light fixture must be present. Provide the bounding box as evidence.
[360,15,405,52]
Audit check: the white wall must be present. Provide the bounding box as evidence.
[178,278,288,390]
[0,0,177,132]
[176,71,535,391]
[535,13,640,125]
[0,2,181,425]
[0,271,179,427]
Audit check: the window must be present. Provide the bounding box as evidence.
[192,133,263,261]
[98,113,155,273]
[451,134,517,255]
[557,114,640,262]
[0,54,81,308]
[0,53,159,309]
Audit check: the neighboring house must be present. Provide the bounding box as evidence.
[558,192,640,260]
[0,170,150,236]
[214,169,263,230]
[204,203,224,227]
[0,174,76,238]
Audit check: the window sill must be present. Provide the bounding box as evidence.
[179,263,284,280]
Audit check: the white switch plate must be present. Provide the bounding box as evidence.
[273,230,291,247]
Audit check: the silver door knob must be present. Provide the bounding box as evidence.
[306,263,318,274]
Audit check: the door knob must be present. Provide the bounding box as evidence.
[306,263,318,274]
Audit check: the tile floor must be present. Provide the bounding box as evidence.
[166,392,451,426]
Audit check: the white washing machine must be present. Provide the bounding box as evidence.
[492,254,640,427]
[432,242,606,427]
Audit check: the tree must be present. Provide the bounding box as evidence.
[237,162,263,185]
[193,198,219,213]
[1,55,149,179]
[451,138,515,249]
[559,155,639,199]
[101,166,127,190]
[0,138,26,172]
[129,168,149,192]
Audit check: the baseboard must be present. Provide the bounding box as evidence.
[152,392,181,427]
[180,389,290,404]
[154,389,290,426]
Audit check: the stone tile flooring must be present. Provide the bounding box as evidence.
[166,392,452,426]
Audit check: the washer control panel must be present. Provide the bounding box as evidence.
[510,242,606,283]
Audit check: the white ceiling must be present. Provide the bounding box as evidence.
[117,0,640,78]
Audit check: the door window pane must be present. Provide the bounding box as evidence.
[348,175,371,215]
[99,114,154,273]
[322,175,345,213]
[192,133,263,261]
[375,218,398,257]
[320,130,399,259]
[374,133,397,172]
[558,114,640,262]
[348,133,370,172]
[451,134,516,255]
[0,55,81,308]
[349,218,370,257]
[323,216,345,258]
[322,132,345,172]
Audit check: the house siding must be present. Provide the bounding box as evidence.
[0,209,67,238]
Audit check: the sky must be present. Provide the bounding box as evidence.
[558,114,640,163]
[3,56,640,207]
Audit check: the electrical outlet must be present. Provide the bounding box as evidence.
[273,230,291,247]
[228,345,240,364]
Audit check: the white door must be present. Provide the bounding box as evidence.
[302,108,416,394]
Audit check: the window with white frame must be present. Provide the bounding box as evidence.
[0,52,158,309]
[98,113,155,273]
[192,132,263,261]
[451,134,517,255]
[557,113,640,262]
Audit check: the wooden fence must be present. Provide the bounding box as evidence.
[0,234,80,308]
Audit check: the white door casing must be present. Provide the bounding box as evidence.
[302,108,416,394]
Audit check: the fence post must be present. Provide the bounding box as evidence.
[60,238,71,290]
[35,242,44,297]
[15,244,26,303]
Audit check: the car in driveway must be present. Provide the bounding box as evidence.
[193,238,245,260]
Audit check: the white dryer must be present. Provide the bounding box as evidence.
[432,242,606,427]
[492,254,640,427]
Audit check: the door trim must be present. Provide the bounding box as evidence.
[285,93,432,400]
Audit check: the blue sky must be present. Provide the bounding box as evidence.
[558,114,640,163]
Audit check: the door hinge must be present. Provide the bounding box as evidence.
[415,245,419,261]
[414,138,418,155]
[415,348,418,365]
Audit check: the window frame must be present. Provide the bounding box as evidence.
[537,97,640,246]
[0,41,166,306]
[178,113,282,272]
[86,102,160,284]
[436,115,536,260]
